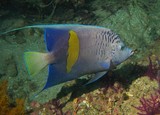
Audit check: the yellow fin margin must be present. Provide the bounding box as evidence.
[67,30,80,73]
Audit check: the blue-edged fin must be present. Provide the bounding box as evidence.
[0,25,47,36]
[24,52,50,76]
[84,71,107,85]
[41,64,68,92]
[0,24,81,36]
[44,28,69,52]
[67,30,80,73]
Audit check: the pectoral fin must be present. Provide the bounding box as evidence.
[100,59,116,70]
[84,71,107,85]
[100,62,110,69]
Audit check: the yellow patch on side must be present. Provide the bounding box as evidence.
[67,30,80,73]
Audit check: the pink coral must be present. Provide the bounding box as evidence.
[30,99,71,115]
[134,56,160,115]
[145,56,160,82]
[134,90,160,115]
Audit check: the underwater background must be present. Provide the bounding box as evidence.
[0,0,160,114]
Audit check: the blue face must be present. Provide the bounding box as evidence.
[111,41,134,65]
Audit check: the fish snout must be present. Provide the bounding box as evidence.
[130,49,138,56]
[126,48,134,57]
[130,50,134,56]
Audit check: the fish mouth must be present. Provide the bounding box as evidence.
[130,50,134,55]
[132,49,138,55]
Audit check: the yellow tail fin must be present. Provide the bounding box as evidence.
[24,52,49,76]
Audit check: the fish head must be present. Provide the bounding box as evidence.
[110,39,134,66]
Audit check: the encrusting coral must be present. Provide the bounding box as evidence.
[0,80,25,115]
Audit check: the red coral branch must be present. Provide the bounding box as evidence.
[145,57,157,80]
[134,91,160,115]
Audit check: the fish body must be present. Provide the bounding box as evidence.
[1,24,134,92]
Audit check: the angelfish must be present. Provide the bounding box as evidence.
[0,24,134,92]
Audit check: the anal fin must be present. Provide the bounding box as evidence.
[42,65,66,91]
[31,65,65,98]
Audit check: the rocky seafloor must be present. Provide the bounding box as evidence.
[0,0,160,114]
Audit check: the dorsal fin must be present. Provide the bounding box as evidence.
[0,24,82,36]
[44,28,69,52]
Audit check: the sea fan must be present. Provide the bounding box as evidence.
[145,57,157,80]
[134,56,160,115]
[134,90,160,115]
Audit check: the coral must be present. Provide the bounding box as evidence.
[133,56,160,115]
[0,80,25,115]
[65,82,125,115]
[145,56,160,85]
[145,56,157,80]
[133,90,160,115]
[30,98,70,115]
[30,89,125,115]
[0,80,9,114]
